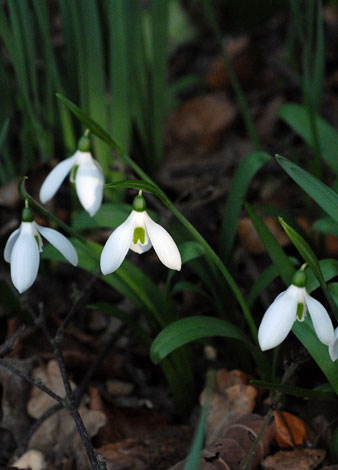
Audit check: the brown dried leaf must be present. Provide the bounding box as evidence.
[98,440,148,470]
[13,449,47,470]
[207,37,257,91]
[238,217,289,255]
[274,411,308,448]
[165,93,237,157]
[169,414,275,470]
[262,448,326,470]
[27,361,106,467]
[27,360,76,418]
[201,369,257,446]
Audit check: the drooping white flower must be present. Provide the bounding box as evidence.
[258,270,334,352]
[4,207,78,293]
[100,193,181,274]
[39,135,104,216]
[329,327,338,361]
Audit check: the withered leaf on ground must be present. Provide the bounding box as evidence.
[168,413,275,470]
[200,369,258,446]
[27,360,106,468]
[97,440,148,470]
[274,411,308,448]
[261,448,326,470]
[12,449,46,470]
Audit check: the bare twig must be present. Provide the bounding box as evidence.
[0,358,64,405]
[242,356,305,470]
[0,324,26,357]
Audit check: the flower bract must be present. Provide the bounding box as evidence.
[258,284,334,351]
[39,150,104,216]
[100,209,181,274]
[4,221,78,293]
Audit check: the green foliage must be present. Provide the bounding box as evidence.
[0,0,176,181]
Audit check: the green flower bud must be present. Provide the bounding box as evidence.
[291,269,307,288]
[133,194,146,212]
[22,207,34,222]
[78,135,91,152]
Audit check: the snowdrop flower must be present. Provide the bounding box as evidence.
[258,269,334,351]
[329,327,338,361]
[39,135,104,216]
[100,193,181,274]
[4,206,78,293]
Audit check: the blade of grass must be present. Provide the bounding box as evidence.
[184,370,215,470]
[219,151,271,262]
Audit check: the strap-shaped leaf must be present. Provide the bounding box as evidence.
[251,380,336,401]
[279,217,324,284]
[277,155,338,224]
[150,315,269,376]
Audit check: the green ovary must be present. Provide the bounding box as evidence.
[296,302,305,321]
[133,227,145,244]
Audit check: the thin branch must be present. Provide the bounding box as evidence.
[0,358,64,405]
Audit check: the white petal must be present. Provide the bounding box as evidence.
[75,152,104,216]
[37,225,78,266]
[10,222,40,293]
[130,239,152,254]
[258,285,298,351]
[143,212,181,271]
[4,227,20,263]
[100,211,135,275]
[305,292,334,345]
[39,153,78,203]
[329,327,338,361]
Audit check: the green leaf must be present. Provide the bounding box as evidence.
[279,217,324,284]
[251,380,337,401]
[312,217,338,236]
[179,241,205,264]
[306,259,338,293]
[184,370,215,470]
[56,93,122,154]
[276,155,338,225]
[279,104,338,174]
[150,316,268,375]
[72,203,132,231]
[245,203,295,285]
[293,317,338,393]
[105,179,165,200]
[220,151,271,262]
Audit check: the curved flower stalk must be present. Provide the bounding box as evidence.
[4,206,78,293]
[39,135,104,216]
[258,269,334,352]
[100,192,181,274]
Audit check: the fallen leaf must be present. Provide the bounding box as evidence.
[166,93,237,157]
[238,217,290,255]
[200,369,258,446]
[27,361,106,468]
[27,360,75,419]
[274,411,308,448]
[169,414,275,470]
[97,440,148,470]
[262,448,326,470]
[13,449,47,470]
[207,37,258,90]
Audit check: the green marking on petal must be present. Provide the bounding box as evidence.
[133,227,145,244]
[34,234,41,250]
[296,302,305,321]
[70,164,79,182]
